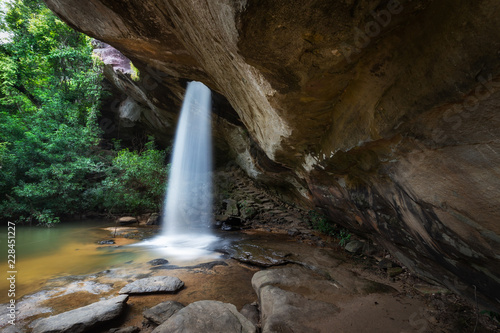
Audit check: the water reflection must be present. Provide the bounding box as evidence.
[0,220,142,302]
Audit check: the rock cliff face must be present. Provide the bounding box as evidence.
[44,0,500,310]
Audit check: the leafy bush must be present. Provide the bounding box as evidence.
[95,139,170,214]
[308,210,336,236]
[307,210,352,246]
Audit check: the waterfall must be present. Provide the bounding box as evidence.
[137,81,217,260]
[162,81,213,236]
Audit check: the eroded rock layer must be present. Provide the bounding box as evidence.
[44,0,500,310]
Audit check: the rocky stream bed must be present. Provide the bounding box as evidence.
[1,224,499,333]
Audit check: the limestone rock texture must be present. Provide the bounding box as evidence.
[44,0,500,310]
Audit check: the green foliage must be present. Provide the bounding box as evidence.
[130,61,140,81]
[338,229,352,247]
[238,200,257,219]
[0,0,103,224]
[308,210,336,236]
[0,1,169,225]
[480,310,500,321]
[307,210,352,246]
[93,138,170,214]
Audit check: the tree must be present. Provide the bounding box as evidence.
[0,0,169,225]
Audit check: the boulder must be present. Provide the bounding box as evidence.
[344,240,364,254]
[117,216,137,225]
[223,199,239,216]
[258,284,339,333]
[252,266,429,333]
[143,301,185,325]
[146,213,161,226]
[252,267,340,333]
[119,276,184,294]
[31,295,128,333]
[240,303,260,327]
[151,300,256,333]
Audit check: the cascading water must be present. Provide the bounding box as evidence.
[162,81,213,236]
[138,81,218,260]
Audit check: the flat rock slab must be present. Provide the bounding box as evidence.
[118,216,138,225]
[226,243,289,267]
[119,276,184,294]
[143,301,185,325]
[151,300,256,333]
[31,295,128,333]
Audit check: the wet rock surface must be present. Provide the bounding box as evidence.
[119,276,184,294]
[31,295,128,333]
[226,243,290,267]
[147,258,169,266]
[99,239,116,245]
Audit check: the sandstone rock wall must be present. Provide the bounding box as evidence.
[44,0,500,310]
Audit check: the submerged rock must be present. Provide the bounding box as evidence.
[119,276,184,294]
[148,258,169,266]
[98,239,116,245]
[151,300,256,333]
[31,295,128,333]
[143,301,185,325]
